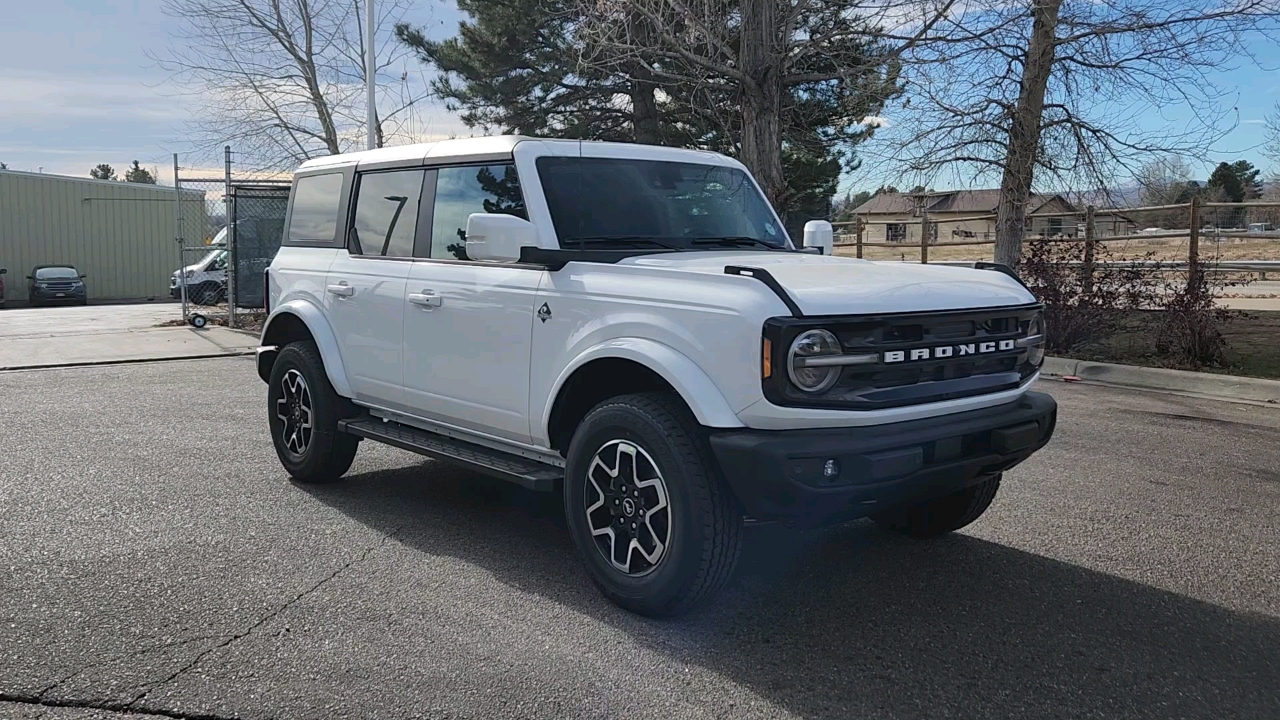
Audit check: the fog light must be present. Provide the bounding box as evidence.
[823,459,840,479]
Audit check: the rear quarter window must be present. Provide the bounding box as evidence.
[286,172,346,245]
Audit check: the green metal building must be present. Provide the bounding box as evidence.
[0,169,207,305]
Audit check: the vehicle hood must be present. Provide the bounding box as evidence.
[621,251,1037,315]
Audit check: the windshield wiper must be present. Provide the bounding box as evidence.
[561,235,682,250]
[689,236,784,250]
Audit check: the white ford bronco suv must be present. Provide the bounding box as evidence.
[258,136,1056,617]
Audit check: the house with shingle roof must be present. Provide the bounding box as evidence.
[850,189,1134,244]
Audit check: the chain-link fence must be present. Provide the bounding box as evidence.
[173,149,289,330]
[231,185,290,310]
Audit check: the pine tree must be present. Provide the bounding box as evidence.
[124,160,158,184]
[396,0,650,143]
[1229,160,1262,200]
[90,164,117,181]
[397,0,896,230]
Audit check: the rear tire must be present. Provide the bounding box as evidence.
[563,393,743,617]
[873,474,1002,537]
[267,340,359,484]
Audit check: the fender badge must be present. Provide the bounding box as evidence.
[537,303,552,323]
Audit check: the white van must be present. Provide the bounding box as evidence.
[171,228,229,305]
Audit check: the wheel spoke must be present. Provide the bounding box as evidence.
[277,369,312,457]
[583,439,671,576]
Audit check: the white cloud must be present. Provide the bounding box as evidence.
[0,70,185,123]
[860,116,891,128]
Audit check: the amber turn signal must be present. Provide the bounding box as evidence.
[762,337,773,379]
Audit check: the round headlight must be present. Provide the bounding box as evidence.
[1027,313,1045,367]
[787,329,843,393]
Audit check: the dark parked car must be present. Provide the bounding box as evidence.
[0,267,7,309]
[28,265,88,306]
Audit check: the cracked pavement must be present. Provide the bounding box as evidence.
[1,356,1278,719]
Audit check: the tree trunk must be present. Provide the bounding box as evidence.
[626,9,662,146]
[630,70,661,145]
[738,0,785,207]
[994,0,1061,268]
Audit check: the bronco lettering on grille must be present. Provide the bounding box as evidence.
[883,338,1016,364]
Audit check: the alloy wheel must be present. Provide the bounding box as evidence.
[276,369,313,457]
[585,439,671,576]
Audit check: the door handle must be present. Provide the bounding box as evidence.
[408,291,442,308]
[326,283,354,297]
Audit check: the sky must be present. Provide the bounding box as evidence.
[0,0,467,183]
[2,0,1278,191]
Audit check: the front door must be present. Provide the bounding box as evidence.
[325,167,427,408]
[401,163,544,444]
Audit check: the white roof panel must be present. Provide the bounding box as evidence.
[295,135,742,172]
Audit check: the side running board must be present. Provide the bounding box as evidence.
[338,418,562,492]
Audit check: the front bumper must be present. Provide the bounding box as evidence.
[708,391,1057,526]
[31,288,86,302]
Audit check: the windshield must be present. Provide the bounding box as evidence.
[198,248,228,268]
[536,157,788,250]
[34,267,79,280]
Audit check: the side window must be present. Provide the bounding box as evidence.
[349,169,424,258]
[429,164,526,260]
[287,173,344,243]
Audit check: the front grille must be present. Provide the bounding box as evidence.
[763,304,1042,411]
[42,282,76,291]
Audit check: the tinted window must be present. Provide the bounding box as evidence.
[430,165,526,260]
[349,169,424,258]
[287,173,344,243]
[536,157,785,247]
[35,267,79,280]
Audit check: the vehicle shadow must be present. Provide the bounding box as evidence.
[302,460,1280,719]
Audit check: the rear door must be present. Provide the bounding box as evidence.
[401,164,545,444]
[325,167,428,409]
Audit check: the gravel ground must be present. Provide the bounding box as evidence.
[1,357,1277,720]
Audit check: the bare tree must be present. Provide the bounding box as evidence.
[881,0,1280,266]
[1132,155,1198,228]
[154,0,431,170]
[1266,103,1280,166]
[1135,155,1197,203]
[574,0,956,207]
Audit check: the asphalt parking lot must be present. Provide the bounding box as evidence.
[1,357,1277,719]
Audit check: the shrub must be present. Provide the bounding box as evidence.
[1154,269,1236,368]
[1018,237,1158,354]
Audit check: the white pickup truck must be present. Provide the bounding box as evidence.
[257,136,1056,616]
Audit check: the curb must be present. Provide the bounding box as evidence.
[0,351,255,373]
[1042,356,1280,405]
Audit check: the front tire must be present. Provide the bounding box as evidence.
[267,341,359,484]
[192,282,221,306]
[563,393,743,617]
[873,474,1002,537]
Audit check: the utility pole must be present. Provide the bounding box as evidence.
[365,0,377,151]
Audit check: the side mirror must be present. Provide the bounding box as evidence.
[803,220,834,255]
[0,268,7,275]
[80,274,87,279]
[466,213,537,262]
[25,275,33,280]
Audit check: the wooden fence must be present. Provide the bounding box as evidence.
[834,198,1280,273]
